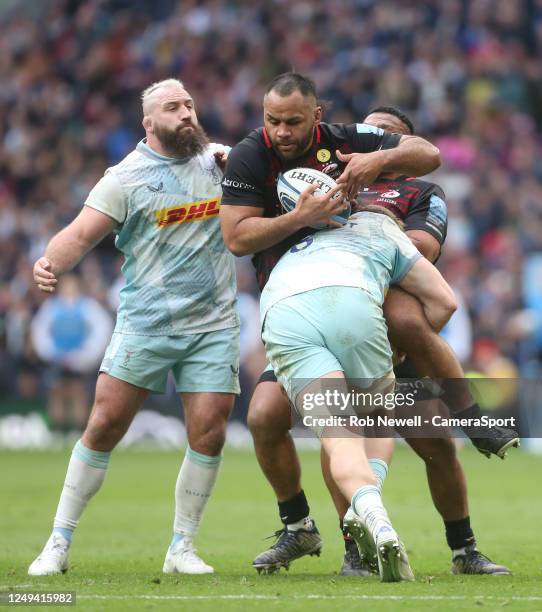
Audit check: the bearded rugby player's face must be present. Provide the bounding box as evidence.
[263,90,322,160]
[146,85,209,158]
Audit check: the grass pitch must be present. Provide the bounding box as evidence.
[1,445,542,611]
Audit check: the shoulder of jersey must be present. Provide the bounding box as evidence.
[240,128,267,148]
[107,148,147,177]
[228,128,268,156]
[207,142,229,154]
[318,122,346,141]
[402,176,441,191]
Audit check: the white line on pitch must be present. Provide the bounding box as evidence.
[76,594,542,602]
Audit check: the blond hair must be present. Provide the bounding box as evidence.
[141,78,185,113]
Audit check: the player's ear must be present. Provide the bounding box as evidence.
[314,106,322,124]
[142,115,153,133]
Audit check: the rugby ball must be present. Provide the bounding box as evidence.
[276,167,350,229]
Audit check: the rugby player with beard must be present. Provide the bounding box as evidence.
[29,79,240,577]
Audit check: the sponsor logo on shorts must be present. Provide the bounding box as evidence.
[155,198,221,227]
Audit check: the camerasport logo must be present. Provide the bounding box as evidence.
[155,198,220,227]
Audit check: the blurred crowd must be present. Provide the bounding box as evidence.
[1,0,542,428]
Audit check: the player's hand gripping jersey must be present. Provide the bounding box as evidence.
[221,123,401,289]
[85,140,239,336]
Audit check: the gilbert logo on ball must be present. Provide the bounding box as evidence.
[276,167,350,229]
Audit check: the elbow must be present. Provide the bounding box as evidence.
[230,245,250,258]
[427,145,441,172]
[439,292,457,327]
[444,297,457,321]
[223,235,250,257]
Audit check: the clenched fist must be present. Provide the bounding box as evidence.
[33,257,58,293]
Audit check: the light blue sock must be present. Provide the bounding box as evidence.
[71,439,111,469]
[172,446,222,544]
[351,484,392,538]
[170,533,185,548]
[53,439,111,536]
[352,484,381,512]
[53,527,73,543]
[368,458,388,492]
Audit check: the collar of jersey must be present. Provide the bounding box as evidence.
[137,139,192,164]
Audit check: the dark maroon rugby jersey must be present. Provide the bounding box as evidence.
[356,176,448,245]
[221,122,401,290]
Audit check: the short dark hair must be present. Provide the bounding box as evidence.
[368,105,414,134]
[265,72,317,100]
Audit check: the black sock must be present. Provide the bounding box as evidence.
[278,490,310,525]
[457,403,482,420]
[444,516,476,552]
[457,404,488,438]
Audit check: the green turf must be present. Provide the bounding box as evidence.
[1,446,541,611]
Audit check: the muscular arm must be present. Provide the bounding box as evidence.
[336,135,440,196]
[220,184,344,256]
[220,205,302,257]
[405,229,441,263]
[398,257,457,331]
[380,135,441,177]
[34,206,117,292]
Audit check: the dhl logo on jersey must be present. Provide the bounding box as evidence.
[155,198,220,228]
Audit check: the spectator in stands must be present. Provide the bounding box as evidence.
[30,274,112,431]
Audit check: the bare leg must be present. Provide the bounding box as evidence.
[181,391,234,455]
[384,286,472,407]
[248,381,302,502]
[82,373,150,450]
[406,435,468,521]
[321,437,394,519]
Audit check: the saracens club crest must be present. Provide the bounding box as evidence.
[316,148,331,162]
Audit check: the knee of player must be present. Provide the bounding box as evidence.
[247,393,290,437]
[388,307,432,347]
[191,422,227,455]
[84,413,123,447]
[417,437,457,465]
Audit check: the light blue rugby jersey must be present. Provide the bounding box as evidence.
[85,140,239,336]
[260,211,421,325]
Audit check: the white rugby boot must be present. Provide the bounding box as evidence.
[343,507,378,574]
[375,526,414,582]
[28,533,70,576]
[163,537,214,574]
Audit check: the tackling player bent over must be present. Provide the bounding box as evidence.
[260,206,457,581]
